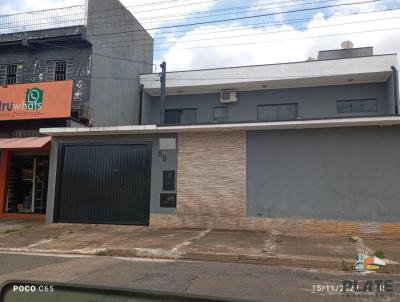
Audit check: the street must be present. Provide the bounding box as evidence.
[0,252,399,302]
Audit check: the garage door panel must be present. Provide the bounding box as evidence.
[55,143,151,225]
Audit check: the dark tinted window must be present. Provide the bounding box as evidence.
[165,109,197,124]
[257,103,298,121]
[337,99,377,113]
[362,99,378,112]
[213,106,228,122]
[337,101,352,113]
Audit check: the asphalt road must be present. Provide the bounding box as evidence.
[0,252,399,302]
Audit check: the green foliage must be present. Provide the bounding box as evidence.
[95,248,110,256]
[374,250,385,259]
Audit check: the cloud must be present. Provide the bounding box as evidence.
[162,7,400,71]
[0,0,83,14]
[121,0,218,33]
[0,0,84,33]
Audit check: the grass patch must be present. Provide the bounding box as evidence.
[374,250,385,259]
[348,235,358,244]
[95,248,110,256]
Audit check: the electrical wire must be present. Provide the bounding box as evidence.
[30,40,155,66]
[153,27,400,52]
[83,7,400,44]
[0,0,342,34]
[33,12,400,50]
[87,15,400,50]
[29,25,400,66]
[87,0,385,36]
[0,0,384,37]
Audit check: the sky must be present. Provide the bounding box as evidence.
[0,0,400,71]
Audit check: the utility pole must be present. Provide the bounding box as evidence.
[159,62,166,125]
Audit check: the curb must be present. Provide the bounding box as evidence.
[108,248,400,273]
[1,247,399,273]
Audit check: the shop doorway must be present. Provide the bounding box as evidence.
[6,154,49,214]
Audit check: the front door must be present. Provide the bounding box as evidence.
[6,155,49,214]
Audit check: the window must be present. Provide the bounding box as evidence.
[337,99,377,113]
[6,65,17,85]
[55,61,67,81]
[213,106,228,122]
[257,103,298,121]
[165,108,197,124]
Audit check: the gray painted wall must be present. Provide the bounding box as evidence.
[86,0,154,127]
[45,134,177,223]
[246,126,400,223]
[143,82,393,124]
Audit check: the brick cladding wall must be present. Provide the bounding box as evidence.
[150,130,399,237]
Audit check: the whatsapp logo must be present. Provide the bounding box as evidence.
[25,87,43,110]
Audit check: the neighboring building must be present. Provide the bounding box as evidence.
[41,47,400,235]
[0,0,153,218]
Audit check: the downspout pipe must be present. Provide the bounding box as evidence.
[391,66,399,115]
[139,84,144,125]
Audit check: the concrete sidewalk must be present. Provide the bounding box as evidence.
[1,219,399,273]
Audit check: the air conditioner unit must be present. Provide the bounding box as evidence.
[220,90,237,104]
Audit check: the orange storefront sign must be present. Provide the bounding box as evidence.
[0,80,73,121]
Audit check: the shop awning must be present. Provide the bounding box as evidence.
[0,136,51,150]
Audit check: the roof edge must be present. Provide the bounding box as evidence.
[40,116,400,137]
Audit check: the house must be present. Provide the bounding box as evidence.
[40,46,400,235]
[0,0,153,219]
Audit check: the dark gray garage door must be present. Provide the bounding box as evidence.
[55,143,152,225]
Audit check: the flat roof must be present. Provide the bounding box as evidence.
[40,116,400,137]
[141,54,398,96]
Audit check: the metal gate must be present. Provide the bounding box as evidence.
[54,143,152,225]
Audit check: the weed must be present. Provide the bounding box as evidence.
[348,235,358,244]
[95,248,110,256]
[374,250,385,259]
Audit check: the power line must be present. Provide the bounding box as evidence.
[87,7,400,44]
[84,0,332,26]
[0,0,331,36]
[31,40,155,66]
[152,27,400,51]
[29,24,400,63]
[88,15,400,50]
[132,0,307,22]
[0,0,386,41]
[0,0,218,28]
[77,0,386,38]
[43,11,400,50]
[0,0,208,18]
[0,0,330,32]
